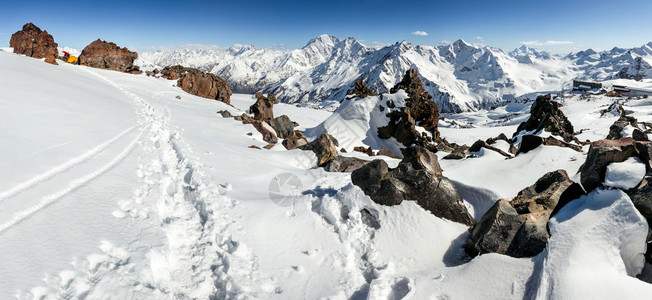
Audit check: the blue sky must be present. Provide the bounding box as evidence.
[2,0,651,54]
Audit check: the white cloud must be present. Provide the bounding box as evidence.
[476,36,484,41]
[437,40,452,46]
[412,31,428,36]
[371,41,390,48]
[521,40,574,46]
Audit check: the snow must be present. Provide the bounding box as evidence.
[136,36,652,113]
[604,157,646,189]
[2,47,652,299]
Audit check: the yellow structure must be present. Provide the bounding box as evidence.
[67,56,78,64]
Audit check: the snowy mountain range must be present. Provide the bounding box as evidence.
[136,36,652,112]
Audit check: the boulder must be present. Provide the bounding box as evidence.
[442,147,469,160]
[250,121,278,144]
[250,93,276,121]
[283,132,309,150]
[579,138,639,192]
[268,115,295,139]
[346,79,374,99]
[300,133,339,166]
[514,94,575,143]
[633,128,649,141]
[10,23,58,65]
[607,115,637,140]
[161,65,231,104]
[324,156,369,173]
[353,146,374,156]
[351,146,473,225]
[466,170,581,258]
[79,39,140,73]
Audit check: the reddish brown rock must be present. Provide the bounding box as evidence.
[346,79,374,99]
[377,147,399,158]
[79,39,140,73]
[10,23,58,65]
[283,132,308,150]
[161,65,232,104]
[250,93,276,121]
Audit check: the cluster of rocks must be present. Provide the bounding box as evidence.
[9,23,142,74]
[9,23,58,65]
[346,79,375,99]
[161,65,232,104]
[351,146,474,225]
[607,114,651,141]
[377,69,440,150]
[79,39,140,73]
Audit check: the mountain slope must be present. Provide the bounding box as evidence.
[137,37,652,113]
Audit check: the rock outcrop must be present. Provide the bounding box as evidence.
[516,135,582,154]
[10,23,58,65]
[346,79,374,99]
[607,115,638,140]
[250,93,276,121]
[351,146,473,225]
[377,70,440,149]
[514,94,576,143]
[161,65,232,104]
[79,39,140,73]
[300,133,339,166]
[466,170,584,258]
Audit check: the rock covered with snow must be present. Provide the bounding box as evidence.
[514,94,576,143]
[351,146,474,225]
[579,138,643,192]
[10,23,58,65]
[466,170,584,258]
[79,39,140,73]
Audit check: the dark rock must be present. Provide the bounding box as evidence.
[516,135,582,155]
[600,102,626,117]
[217,110,233,118]
[466,170,578,258]
[79,39,140,73]
[268,115,295,139]
[579,138,639,192]
[442,147,470,160]
[283,132,309,150]
[633,128,649,141]
[250,93,276,121]
[626,176,652,263]
[351,146,473,225]
[10,23,58,65]
[263,144,275,150]
[353,146,374,156]
[378,70,441,148]
[324,156,369,173]
[607,115,637,140]
[360,209,381,229]
[514,94,575,143]
[347,79,374,99]
[175,95,181,99]
[300,133,339,166]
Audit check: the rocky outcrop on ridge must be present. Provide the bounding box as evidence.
[513,94,576,143]
[79,39,140,73]
[10,23,58,65]
[161,65,232,104]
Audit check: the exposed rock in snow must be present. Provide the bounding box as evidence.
[10,23,58,65]
[79,39,140,73]
[513,94,576,143]
[579,138,641,192]
[351,146,474,225]
[465,170,581,258]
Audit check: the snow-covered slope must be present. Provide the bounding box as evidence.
[3,50,652,299]
[137,36,652,113]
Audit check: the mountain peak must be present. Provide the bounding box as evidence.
[304,35,341,49]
